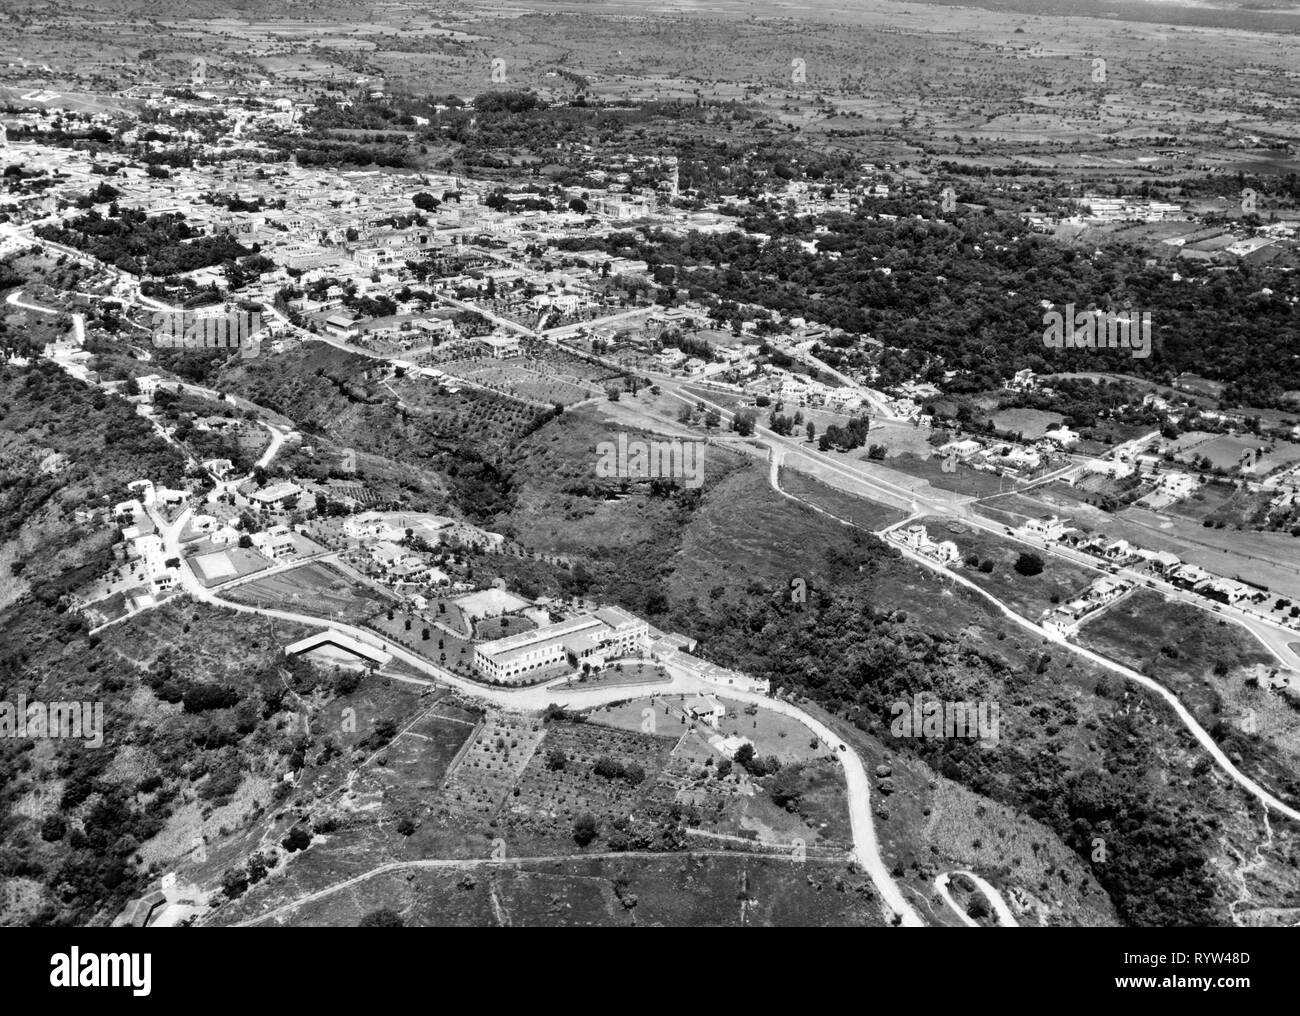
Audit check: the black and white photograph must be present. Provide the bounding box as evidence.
[0,0,1296,985]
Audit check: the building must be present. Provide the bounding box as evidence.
[1021,516,1068,542]
[248,481,304,510]
[324,312,359,338]
[478,334,521,359]
[686,695,725,728]
[285,629,391,669]
[252,525,298,560]
[473,606,649,683]
[896,524,962,566]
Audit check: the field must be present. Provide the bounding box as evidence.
[552,661,670,690]
[216,853,888,927]
[453,587,531,620]
[914,517,1098,620]
[588,696,695,738]
[365,608,475,673]
[777,465,908,531]
[991,408,1066,440]
[225,561,396,619]
[1170,431,1300,477]
[189,546,271,585]
[443,711,549,822]
[422,358,595,406]
[473,613,536,641]
[498,721,682,851]
[881,451,1012,497]
[709,697,833,766]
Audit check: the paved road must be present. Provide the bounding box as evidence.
[255,421,292,469]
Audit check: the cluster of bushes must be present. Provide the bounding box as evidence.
[591,755,647,785]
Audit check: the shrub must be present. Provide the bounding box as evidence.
[281,826,311,852]
[573,813,599,846]
[1014,552,1045,576]
[221,867,249,899]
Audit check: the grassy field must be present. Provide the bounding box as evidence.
[914,517,1097,620]
[991,408,1066,440]
[881,452,1012,497]
[587,695,695,738]
[1169,431,1300,475]
[190,546,271,585]
[552,661,671,691]
[777,465,909,531]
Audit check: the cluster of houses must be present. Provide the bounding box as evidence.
[941,433,1074,478]
[1019,516,1270,610]
[1044,575,1133,636]
[891,523,962,567]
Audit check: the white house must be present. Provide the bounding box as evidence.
[686,695,725,728]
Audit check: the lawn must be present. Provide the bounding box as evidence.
[990,408,1066,440]
[552,661,671,691]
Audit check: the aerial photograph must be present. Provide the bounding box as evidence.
[0,0,1296,979]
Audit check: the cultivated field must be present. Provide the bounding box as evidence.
[225,561,396,619]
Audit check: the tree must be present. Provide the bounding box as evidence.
[246,853,268,883]
[573,812,599,846]
[1014,552,1044,577]
[221,866,249,898]
[281,826,311,852]
[806,421,816,442]
[770,765,803,810]
[733,742,755,768]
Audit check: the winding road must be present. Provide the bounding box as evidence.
[149,502,924,927]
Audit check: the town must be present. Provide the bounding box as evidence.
[1,0,1299,944]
